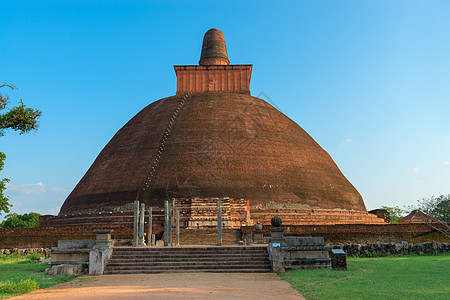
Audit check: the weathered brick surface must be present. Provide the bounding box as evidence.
[174,65,252,94]
[57,28,375,226]
[61,92,368,216]
[250,209,385,225]
[241,223,450,244]
[199,28,230,66]
[0,226,163,249]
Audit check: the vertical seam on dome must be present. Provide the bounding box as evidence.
[136,93,191,201]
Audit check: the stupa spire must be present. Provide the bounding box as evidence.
[199,28,230,65]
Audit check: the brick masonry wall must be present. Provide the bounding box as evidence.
[174,65,252,95]
[3,223,448,249]
[0,225,164,249]
[242,223,450,244]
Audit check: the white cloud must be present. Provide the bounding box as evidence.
[444,162,450,166]
[411,167,421,173]
[50,186,69,193]
[340,138,352,146]
[6,182,46,195]
[5,182,68,195]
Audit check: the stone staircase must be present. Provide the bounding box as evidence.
[104,246,271,274]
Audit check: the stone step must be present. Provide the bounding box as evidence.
[111,251,267,256]
[112,247,266,251]
[104,268,271,274]
[104,246,271,274]
[111,247,266,253]
[107,263,270,269]
[109,255,268,260]
[107,260,269,266]
[105,264,270,271]
[109,254,268,260]
[109,253,268,258]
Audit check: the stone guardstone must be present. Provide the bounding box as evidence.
[49,264,83,276]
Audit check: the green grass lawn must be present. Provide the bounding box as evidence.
[280,254,450,300]
[0,254,74,299]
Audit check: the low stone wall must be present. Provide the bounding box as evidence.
[242,223,449,244]
[0,247,51,256]
[332,241,450,257]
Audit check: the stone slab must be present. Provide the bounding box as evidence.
[57,240,95,250]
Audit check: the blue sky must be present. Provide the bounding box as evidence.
[1,0,449,220]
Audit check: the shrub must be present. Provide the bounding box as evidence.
[0,278,39,294]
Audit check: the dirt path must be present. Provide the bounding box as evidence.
[12,273,304,300]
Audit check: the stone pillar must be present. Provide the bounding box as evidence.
[133,201,139,247]
[139,202,145,246]
[217,199,222,246]
[168,202,173,245]
[148,207,153,246]
[164,201,169,246]
[172,198,175,227]
[176,208,180,246]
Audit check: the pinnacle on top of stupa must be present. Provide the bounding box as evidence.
[199,28,230,66]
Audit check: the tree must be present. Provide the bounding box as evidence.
[416,194,449,224]
[0,83,42,216]
[408,194,450,239]
[380,206,405,224]
[0,212,41,228]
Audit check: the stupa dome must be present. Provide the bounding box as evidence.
[61,92,366,213]
[55,29,384,226]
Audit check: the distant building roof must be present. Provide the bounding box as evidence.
[398,210,434,223]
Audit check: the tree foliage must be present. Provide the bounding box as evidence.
[0,84,41,136]
[416,194,449,224]
[380,205,405,224]
[0,83,42,216]
[0,212,41,228]
[0,152,11,215]
[408,194,450,239]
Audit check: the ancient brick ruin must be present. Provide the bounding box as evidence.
[46,28,386,231]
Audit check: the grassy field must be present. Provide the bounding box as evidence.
[0,254,74,299]
[280,254,450,300]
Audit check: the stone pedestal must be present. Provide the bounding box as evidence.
[93,229,114,249]
[269,227,287,246]
[253,230,265,244]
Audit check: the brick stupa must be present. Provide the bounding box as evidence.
[47,29,384,227]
